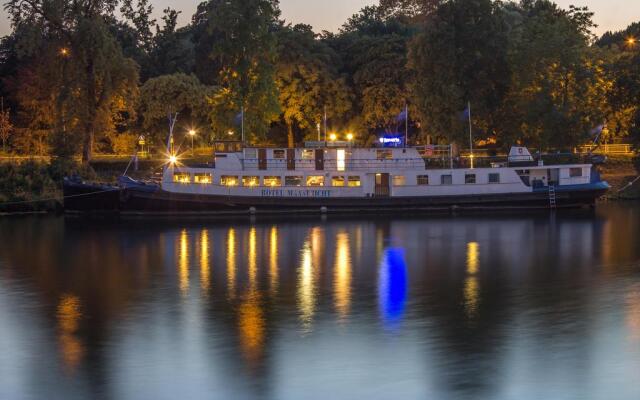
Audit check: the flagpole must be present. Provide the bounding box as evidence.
[241,105,245,144]
[467,101,473,169]
[404,103,408,148]
[323,106,327,143]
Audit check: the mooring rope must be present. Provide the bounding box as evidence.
[0,187,119,207]
[617,175,640,193]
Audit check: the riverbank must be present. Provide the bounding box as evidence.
[599,156,640,199]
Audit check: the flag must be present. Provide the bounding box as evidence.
[459,105,470,121]
[396,107,408,122]
[590,124,605,136]
[233,110,243,125]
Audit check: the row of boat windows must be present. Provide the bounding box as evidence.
[244,148,396,160]
[173,173,361,187]
[173,172,502,186]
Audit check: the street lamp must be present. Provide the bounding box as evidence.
[60,47,70,57]
[188,129,196,155]
[627,37,636,47]
[329,133,337,141]
[227,130,234,137]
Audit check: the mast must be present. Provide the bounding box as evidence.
[468,101,474,169]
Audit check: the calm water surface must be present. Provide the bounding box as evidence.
[1,204,640,400]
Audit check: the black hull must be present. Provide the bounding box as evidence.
[63,180,608,215]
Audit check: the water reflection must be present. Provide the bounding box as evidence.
[178,229,189,296]
[378,248,408,329]
[297,239,315,333]
[200,229,211,294]
[57,294,84,372]
[227,228,236,299]
[464,242,480,318]
[0,205,639,400]
[333,232,352,321]
[269,226,278,295]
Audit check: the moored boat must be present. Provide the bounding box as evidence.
[64,141,609,215]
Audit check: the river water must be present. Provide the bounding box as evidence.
[1,204,639,400]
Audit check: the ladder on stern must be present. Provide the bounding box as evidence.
[548,185,557,209]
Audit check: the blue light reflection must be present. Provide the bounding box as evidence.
[378,248,408,330]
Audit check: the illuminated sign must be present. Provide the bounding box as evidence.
[379,137,401,144]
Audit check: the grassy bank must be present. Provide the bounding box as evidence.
[599,156,640,199]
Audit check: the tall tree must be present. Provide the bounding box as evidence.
[409,0,510,144]
[197,0,281,142]
[276,24,351,147]
[139,73,215,146]
[5,0,139,162]
[496,0,607,149]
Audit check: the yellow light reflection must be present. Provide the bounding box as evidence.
[227,228,236,299]
[179,229,189,296]
[269,226,279,295]
[248,227,257,290]
[298,240,316,332]
[334,232,352,320]
[464,242,480,317]
[627,286,640,342]
[467,242,479,275]
[239,291,264,367]
[200,229,210,294]
[57,294,84,371]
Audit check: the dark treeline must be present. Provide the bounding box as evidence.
[0,0,639,162]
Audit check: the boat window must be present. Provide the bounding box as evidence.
[302,150,314,160]
[332,176,345,187]
[264,176,282,186]
[465,174,476,184]
[377,149,393,160]
[417,175,429,185]
[347,176,361,187]
[488,173,500,184]
[441,175,452,185]
[393,175,406,186]
[570,167,583,177]
[273,149,285,159]
[307,175,325,187]
[285,176,303,186]
[194,173,212,184]
[244,149,257,159]
[220,175,239,186]
[243,176,260,187]
[173,172,191,183]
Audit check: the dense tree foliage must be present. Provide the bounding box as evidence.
[0,0,638,158]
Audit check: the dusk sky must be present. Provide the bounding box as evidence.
[0,0,638,36]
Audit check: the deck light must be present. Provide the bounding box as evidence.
[329,133,337,141]
[169,155,177,164]
[346,133,354,141]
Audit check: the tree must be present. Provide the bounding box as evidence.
[276,24,351,147]
[197,0,281,142]
[0,99,12,153]
[5,0,139,162]
[496,0,607,149]
[335,6,415,134]
[409,0,510,144]
[139,73,215,146]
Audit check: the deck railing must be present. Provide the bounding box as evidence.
[237,153,593,171]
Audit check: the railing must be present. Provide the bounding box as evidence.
[237,153,595,171]
[576,144,634,155]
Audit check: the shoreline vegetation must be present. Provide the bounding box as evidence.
[0,153,638,214]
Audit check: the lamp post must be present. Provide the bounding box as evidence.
[188,129,196,155]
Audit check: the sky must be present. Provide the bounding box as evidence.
[0,0,639,37]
